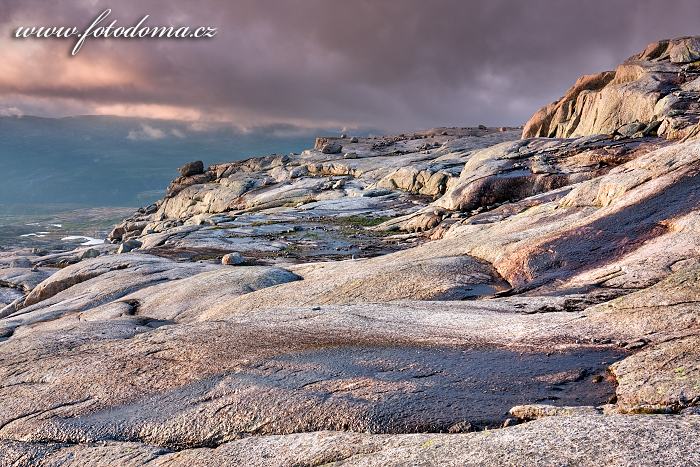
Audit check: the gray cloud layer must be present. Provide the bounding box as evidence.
[1,0,700,130]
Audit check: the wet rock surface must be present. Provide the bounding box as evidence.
[0,302,624,449]
[3,37,700,464]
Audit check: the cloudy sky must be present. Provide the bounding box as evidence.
[1,0,700,131]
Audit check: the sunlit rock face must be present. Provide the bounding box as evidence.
[523,36,700,140]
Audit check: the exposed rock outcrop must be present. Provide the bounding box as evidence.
[523,36,700,140]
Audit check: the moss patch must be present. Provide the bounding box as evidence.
[329,215,395,227]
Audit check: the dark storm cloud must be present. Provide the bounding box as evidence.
[1,0,700,130]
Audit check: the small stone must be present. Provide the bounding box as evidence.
[478,124,487,130]
[349,136,359,143]
[343,152,358,159]
[222,252,245,266]
[447,421,472,433]
[142,203,158,215]
[178,160,204,177]
[117,239,142,254]
[321,142,343,154]
[108,225,127,243]
[509,404,600,420]
[502,418,518,428]
[340,133,348,139]
[625,338,649,350]
[592,375,604,383]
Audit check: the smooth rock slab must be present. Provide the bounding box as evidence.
[0,254,219,336]
[209,252,509,317]
[110,266,302,322]
[158,416,700,466]
[2,415,699,466]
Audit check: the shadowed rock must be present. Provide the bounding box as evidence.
[178,161,205,177]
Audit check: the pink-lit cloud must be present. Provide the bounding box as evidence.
[2,0,700,131]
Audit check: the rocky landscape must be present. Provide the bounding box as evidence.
[1,36,700,466]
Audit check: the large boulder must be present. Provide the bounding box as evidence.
[178,160,205,177]
[321,141,343,154]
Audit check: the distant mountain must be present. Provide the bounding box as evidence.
[0,115,334,213]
